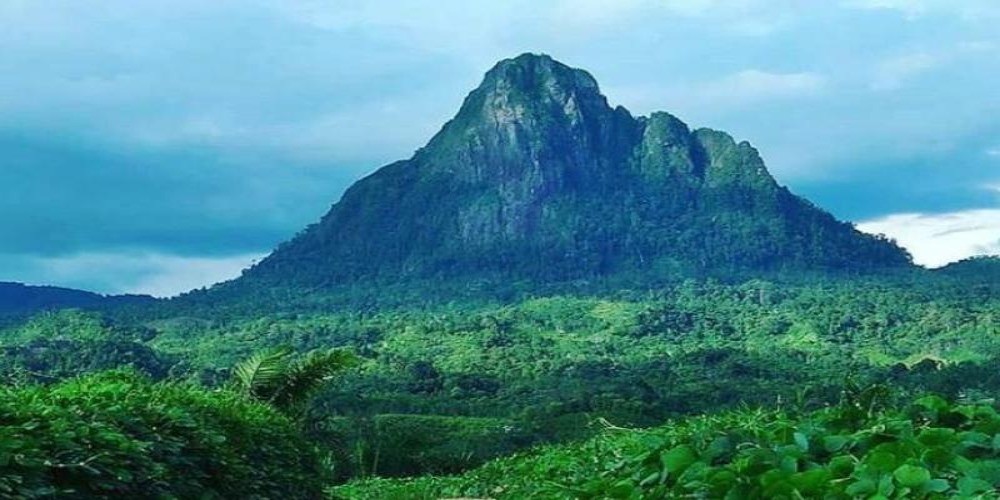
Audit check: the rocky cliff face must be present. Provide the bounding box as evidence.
[241,53,911,289]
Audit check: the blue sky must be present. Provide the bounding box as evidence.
[1,0,998,296]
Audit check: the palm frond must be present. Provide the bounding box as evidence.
[232,346,293,398]
[270,349,358,412]
[231,347,357,417]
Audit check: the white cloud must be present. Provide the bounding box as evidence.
[858,210,1000,267]
[552,0,765,22]
[710,70,827,100]
[871,53,939,90]
[842,0,933,19]
[843,0,1000,20]
[546,0,791,38]
[608,69,826,118]
[988,148,1000,157]
[127,94,447,165]
[31,252,265,297]
[869,42,995,91]
[280,0,779,33]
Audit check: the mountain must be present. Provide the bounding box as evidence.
[0,282,154,316]
[232,53,911,293]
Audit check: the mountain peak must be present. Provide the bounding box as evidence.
[422,54,631,185]
[445,53,614,132]
[482,53,601,95]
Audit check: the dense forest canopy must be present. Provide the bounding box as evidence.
[3,276,1000,493]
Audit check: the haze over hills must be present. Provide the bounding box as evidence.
[228,53,910,296]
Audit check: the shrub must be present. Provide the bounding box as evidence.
[0,370,325,499]
[334,395,1000,499]
[316,414,532,479]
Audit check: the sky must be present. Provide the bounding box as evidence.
[1,0,998,297]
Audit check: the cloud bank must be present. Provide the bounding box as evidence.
[858,210,1000,267]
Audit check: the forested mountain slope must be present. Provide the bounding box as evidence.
[216,53,910,301]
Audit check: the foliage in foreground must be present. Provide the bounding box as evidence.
[334,393,1000,499]
[0,370,326,499]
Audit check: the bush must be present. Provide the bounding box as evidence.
[0,370,325,499]
[316,414,532,479]
[372,414,530,476]
[334,395,1000,499]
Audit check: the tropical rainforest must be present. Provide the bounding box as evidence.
[2,54,1000,499]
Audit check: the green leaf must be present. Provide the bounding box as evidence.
[878,473,895,496]
[828,455,855,478]
[704,436,733,461]
[707,470,737,489]
[779,455,798,474]
[922,446,955,468]
[660,445,697,476]
[638,470,659,487]
[231,347,357,415]
[606,480,633,498]
[822,435,849,453]
[893,464,931,488]
[845,478,876,496]
[922,479,949,493]
[269,349,358,412]
[789,468,830,494]
[231,346,293,397]
[793,432,809,452]
[865,451,899,473]
[760,469,788,488]
[917,428,956,447]
[958,476,993,495]
[914,395,949,413]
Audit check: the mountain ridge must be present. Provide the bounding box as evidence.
[0,281,155,316]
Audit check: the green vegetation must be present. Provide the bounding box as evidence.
[3,277,1000,492]
[0,370,326,499]
[232,346,357,418]
[334,392,1000,498]
[0,311,172,383]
